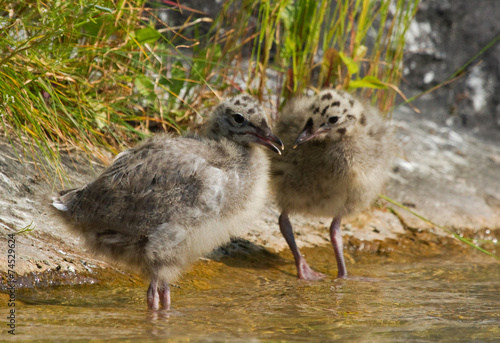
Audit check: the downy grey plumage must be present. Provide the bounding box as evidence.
[270,89,394,280]
[53,94,283,309]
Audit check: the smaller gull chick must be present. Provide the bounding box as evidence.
[53,94,283,309]
[270,89,394,280]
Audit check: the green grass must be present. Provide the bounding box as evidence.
[0,0,418,186]
[1,1,149,185]
[209,0,419,113]
[0,0,210,186]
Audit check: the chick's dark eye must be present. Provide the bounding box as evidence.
[232,113,245,124]
[328,116,339,124]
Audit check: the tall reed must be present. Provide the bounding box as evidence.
[0,0,211,185]
[210,0,419,113]
[0,0,419,186]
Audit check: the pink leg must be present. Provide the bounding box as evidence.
[330,216,347,278]
[147,279,160,310]
[279,211,325,280]
[159,284,171,310]
[147,277,171,310]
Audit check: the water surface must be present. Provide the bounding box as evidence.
[5,247,500,341]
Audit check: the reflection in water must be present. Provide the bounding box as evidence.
[7,249,500,341]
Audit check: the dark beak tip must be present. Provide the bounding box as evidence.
[294,125,330,147]
[267,143,282,155]
[252,132,284,155]
[267,133,284,154]
[277,138,285,151]
[293,133,308,148]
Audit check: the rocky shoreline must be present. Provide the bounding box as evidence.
[2,0,500,290]
[1,102,499,289]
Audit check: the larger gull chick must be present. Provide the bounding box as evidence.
[53,94,283,309]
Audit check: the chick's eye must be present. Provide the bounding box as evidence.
[328,116,339,124]
[232,113,245,124]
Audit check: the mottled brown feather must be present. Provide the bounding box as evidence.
[270,89,395,218]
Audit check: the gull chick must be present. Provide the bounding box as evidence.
[53,94,283,309]
[271,89,394,280]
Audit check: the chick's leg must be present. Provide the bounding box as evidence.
[330,216,347,278]
[147,278,160,310]
[159,283,171,310]
[279,211,325,280]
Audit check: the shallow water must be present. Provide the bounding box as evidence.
[5,248,500,342]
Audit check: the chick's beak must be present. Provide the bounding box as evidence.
[250,130,284,155]
[293,124,330,149]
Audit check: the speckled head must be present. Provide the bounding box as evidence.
[294,89,365,147]
[206,94,284,154]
